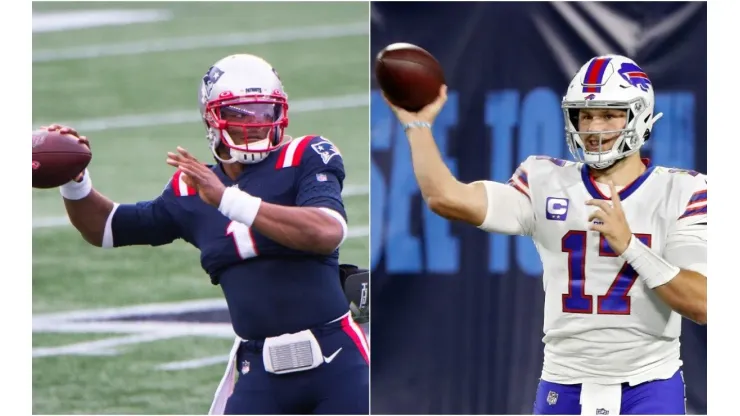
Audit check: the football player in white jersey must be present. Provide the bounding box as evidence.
[382,54,706,415]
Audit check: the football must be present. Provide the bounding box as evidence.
[32,129,92,189]
[374,42,445,112]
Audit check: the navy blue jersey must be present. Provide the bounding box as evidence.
[109,135,350,339]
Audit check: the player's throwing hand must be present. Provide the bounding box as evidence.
[585,181,634,255]
[40,124,90,181]
[383,84,448,125]
[166,147,226,207]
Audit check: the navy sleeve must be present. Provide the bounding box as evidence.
[111,178,182,247]
[295,136,347,221]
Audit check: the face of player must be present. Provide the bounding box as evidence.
[577,108,628,152]
[220,103,276,145]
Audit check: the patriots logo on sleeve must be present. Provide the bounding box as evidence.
[311,140,341,165]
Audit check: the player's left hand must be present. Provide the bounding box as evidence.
[586,181,633,255]
[166,147,226,207]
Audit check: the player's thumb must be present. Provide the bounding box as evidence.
[421,84,447,120]
[436,85,448,105]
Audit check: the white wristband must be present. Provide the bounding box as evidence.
[402,121,432,131]
[60,169,92,200]
[218,187,262,227]
[620,235,680,289]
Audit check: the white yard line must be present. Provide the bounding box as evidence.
[347,226,370,239]
[33,9,173,33]
[157,355,230,371]
[33,21,368,63]
[343,184,369,197]
[33,333,181,358]
[34,93,368,133]
[33,297,228,324]
[33,321,236,338]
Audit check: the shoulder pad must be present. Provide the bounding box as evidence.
[656,166,707,185]
[664,167,704,178]
[275,135,322,169]
[532,155,572,167]
[275,135,342,170]
[507,155,578,199]
[678,176,707,221]
[166,170,197,197]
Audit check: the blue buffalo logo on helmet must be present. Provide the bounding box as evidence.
[617,62,652,92]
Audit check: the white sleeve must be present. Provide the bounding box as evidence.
[102,203,120,249]
[475,180,535,236]
[663,181,707,276]
[663,223,706,276]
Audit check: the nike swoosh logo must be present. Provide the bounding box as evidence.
[323,348,342,363]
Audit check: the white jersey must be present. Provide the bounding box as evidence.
[477,155,707,385]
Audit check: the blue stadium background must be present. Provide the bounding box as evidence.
[370,2,707,414]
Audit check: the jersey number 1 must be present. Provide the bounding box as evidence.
[562,231,651,315]
[227,221,258,259]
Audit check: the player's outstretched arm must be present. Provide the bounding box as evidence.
[384,86,534,235]
[63,182,117,247]
[405,124,488,225]
[383,86,486,225]
[39,125,115,247]
[47,125,181,248]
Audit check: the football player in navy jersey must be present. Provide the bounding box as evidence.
[42,54,369,415]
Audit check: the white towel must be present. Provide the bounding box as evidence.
[580,383,621,415]
[208,336,242,415]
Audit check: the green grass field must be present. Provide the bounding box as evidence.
[32,2,369,414]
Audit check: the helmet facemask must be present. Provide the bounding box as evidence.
[563,97,660,170]
[204,93,289,165]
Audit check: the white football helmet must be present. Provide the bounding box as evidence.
[198,54,290,164]
[562,54,663,169]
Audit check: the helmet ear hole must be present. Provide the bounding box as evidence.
[642,114,652,141]
[215,141,228,156]
[568,109,579,127]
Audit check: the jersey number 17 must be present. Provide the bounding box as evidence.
[561,231,651,315]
